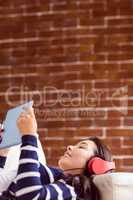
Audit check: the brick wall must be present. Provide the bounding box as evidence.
[0,0,133,171]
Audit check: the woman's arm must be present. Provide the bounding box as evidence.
[15,135,76,200]
[14,108,77,200]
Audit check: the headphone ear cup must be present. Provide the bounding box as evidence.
[87,157,116,175]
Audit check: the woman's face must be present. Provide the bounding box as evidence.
[58,140,98,174]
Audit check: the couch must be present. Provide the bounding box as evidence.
[93,172,133,200]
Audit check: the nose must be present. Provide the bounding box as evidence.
[67,145,73,151]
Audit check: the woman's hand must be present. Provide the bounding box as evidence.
[17,107,37,136]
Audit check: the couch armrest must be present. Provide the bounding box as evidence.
[93,172,133,200]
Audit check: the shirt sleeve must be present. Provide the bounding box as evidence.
[39,163,65,185]
[14,135,77,200]
[0,156,7,169]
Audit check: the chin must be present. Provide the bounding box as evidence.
[58,157,71,171]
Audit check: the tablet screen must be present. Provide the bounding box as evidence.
[0,101,33,149]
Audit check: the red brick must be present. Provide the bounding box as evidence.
[123,137,133,146]
[127,109,133,117]
[93,9,119,17]
[26,4,49,12]
[120,8,133,16]
[39,29,63,38]
[113,158,123,170]
[38,119,93,129]
[108,18,133,26]
[123,159,133,166]
[41,139,64,148]
[112,148,133,155]
[118,72,133,79]
[0,67,11,75]
[92,63,120,72]
[80,54,105,62]
[51,37,77,46]
[94,81,124,89]
[107,129,133,137]
[92,27,133,35]
[80,18,104,26]
[120,63,133,71]
[64,82,93,90]
[62,28,92,37]
[47,129,75,138]
[102,138,121,149]
[52,2,77,12]
[107,110,126,118]
[108,53,133,61]
[94,119,120,127]
[124,118,133,126]
[50,148,65,158]
[63,64,92,72]
[53,16,77,28]
[78,2,104,11]
[11,66,37,74]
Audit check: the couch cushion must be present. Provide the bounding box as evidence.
[93,172,133,200]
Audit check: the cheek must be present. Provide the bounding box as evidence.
[71,151,90,167]
[73,148,95,163]
[72,157,86,168]
[58,153,85,170]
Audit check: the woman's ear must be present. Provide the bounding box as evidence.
[84,156,96,176]
[87,157,116,175]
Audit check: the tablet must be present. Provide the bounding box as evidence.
[0,101,33,149]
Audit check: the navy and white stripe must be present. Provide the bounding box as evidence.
[2,135,77,200]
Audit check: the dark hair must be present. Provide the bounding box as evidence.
[65,136,113,200]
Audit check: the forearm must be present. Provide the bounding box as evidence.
[16,134,43,199]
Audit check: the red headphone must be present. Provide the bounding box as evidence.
[87,156,116,175]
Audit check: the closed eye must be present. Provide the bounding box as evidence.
[76,142,88,149]
[78,146,86,149]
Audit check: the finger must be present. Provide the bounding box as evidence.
[19,113,31,119]
[18,114,26,120]
[19,112,27,116]
[17,116,24,123]
[23,107,34,117]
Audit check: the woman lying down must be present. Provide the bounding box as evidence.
[0,107,115,200]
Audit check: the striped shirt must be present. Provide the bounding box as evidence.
[1,135,77,200]
[0,156,18,194]
[0,156,6,169]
